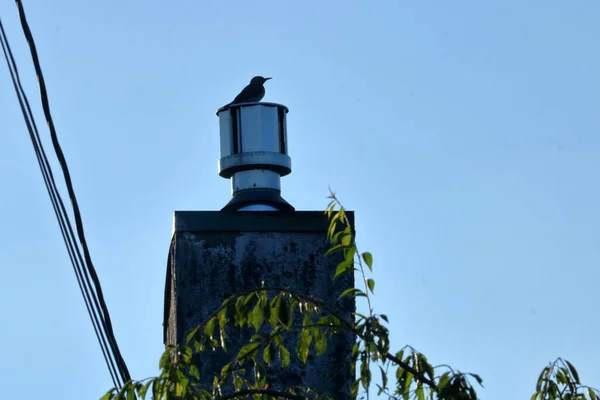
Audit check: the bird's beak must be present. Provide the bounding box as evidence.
[264,77,272,81]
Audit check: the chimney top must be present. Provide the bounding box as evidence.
[216,102,294,212]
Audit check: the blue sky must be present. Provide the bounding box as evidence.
[1,1,599,398]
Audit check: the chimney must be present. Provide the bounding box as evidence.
[216,102,294,212]
[164,100,355,398]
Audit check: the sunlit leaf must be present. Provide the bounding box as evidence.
[100,390,115,400]
[338,207,346,223]
[263,342,272,365]
[251,301,264,331]
[298,328,311,363]
[203,318,216,341]
[324,243,348,257]
[341,226,352,246]
[416,384,424,400]
[139,380,154,399]
[238,343,261,362]
[334,260,354,279]
[218,310,228,351]
[367,278,375,294]
[268,296,280,328]
[185,327,199,345]
[338,287,365,300]
[344,244,356,263]
[332,230,352,245]
[279,345,290,367]
[362,252,373,271]
[188,364,200,380]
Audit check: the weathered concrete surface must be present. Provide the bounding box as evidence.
[164,211,355,398]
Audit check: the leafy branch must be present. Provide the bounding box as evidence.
[101,191,597,400]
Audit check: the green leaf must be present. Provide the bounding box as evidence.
[536,367,548,391]
[416,384,425,400]
[361,252,373,271]
[589,388,598,400]
[334,259,354,279]
[338,287,365,300]
[325,202,335,218]
[218,308,228,351]
[437,372,450,393]
[279,345,290,367]
[278,297,291,329]
[298,328,312,363]
[351,342,359,358]
[403,371,413,395]
[469,373,483,386]
[185,327,199,345]
[189,364,200,380]
[565,360,580,383]
[100,390,115,400]
[338,207,346,224]
[341,226,352,246]
[243,292,255,305]
[332,230,352,245]
[255,362,267,387]
[360,358,371,389]
[263,342,272,365]
[251,301,264,331]
[367,278,375,294]
[556,369,567,384]
[176,376,189,396]
[324,243,348,257]
[396,349,405,362]
[344,245,356,263]
[234,297,247,327]
[268,297,280,327]
[380,314,388,323]
[114,388,125,400]
[315,328,327,355]
[238,342,260,362]
[180,345,193,363]
[303,311,312,327]
[379,365,388,392]
[139,379,154,399]
[351,380,360,398]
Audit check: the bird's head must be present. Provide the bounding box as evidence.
[251,76,272,85]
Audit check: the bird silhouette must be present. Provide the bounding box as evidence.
[229,76,272,105]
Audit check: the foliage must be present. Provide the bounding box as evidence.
[101,191,598,400]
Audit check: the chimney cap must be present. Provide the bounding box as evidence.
[217,101,289,115]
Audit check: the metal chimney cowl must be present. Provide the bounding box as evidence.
[216,102,294,212]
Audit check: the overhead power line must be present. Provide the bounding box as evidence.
[0,1,131,388]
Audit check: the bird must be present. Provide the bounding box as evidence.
[229,76,272,105]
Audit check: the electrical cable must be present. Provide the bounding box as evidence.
[0,20,122,385]
[1,1,132,387]
[0,15,123,389]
